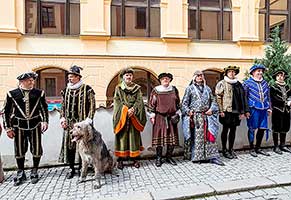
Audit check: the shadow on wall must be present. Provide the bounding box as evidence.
[0,108,290,168]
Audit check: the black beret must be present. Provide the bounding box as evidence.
[158,73,173,81]
[17,72,38,81]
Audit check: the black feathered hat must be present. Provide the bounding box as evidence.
[68,65,83,77]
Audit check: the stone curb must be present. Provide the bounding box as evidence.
[97,174,291,200]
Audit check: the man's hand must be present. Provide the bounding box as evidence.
[205,109,212,116]
[150,118,155,124]
[245,112,250,119]
[219,112,225,117]
[7,130,15,139]
[128,107,135,117]
[188,111,194,116]
[60,117,68,129]
[267,109,272,116]
[41,122,48,132]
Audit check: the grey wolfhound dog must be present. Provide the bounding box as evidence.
[71,119,115,189]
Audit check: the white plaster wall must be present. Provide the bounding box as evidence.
[1,108,290,168]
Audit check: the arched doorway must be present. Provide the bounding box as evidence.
[106,68,160,107]
[203,69,223,92]
[35,67,67,111]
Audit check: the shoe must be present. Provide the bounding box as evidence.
[210,158,225,166]
[280,146,291,153]
[30,168,39,184]
[13,170,26,186]
[222,150,234,159]
[229,150,238,159]
[165,157,177,165]
[67,170,75,179]
[133,161,140,168]
[250,149,257,157]
[155,157,163,167]
[273,147,283,155]
[255,149,270,156]
[117,161,124,170]
[192,160,202,164]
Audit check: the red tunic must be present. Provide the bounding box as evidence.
[149,86,180,146]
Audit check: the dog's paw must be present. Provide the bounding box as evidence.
[94,184,101,189]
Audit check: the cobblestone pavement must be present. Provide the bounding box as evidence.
[0,150,291,200]
[194,186,291,200]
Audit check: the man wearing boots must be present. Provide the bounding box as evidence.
[243,64,271,157]
[215,66,249,159]
[270,69,291,154]
[3,72,49,186]
[149,73,180,167]
[59,65,96,179]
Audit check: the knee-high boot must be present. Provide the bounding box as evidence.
[14,158,26,186]
[255,129,270,156]
[280,133,291,153]
[31,157,41,184]
[67,149,76,179]
[165,146,177,165]
[156,146,163,167]
[273,132,282,154]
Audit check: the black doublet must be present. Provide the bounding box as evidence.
[3,88,49,130]
[270,83,291,133]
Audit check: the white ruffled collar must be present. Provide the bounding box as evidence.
[67,80,83,89]
[251,75,263,82]
[155,85,173,92]
[276,80,286,86]
[224,76,238,84]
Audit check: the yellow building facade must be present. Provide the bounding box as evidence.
[0,0,288,107]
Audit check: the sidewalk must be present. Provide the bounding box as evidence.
[0,149,291,200]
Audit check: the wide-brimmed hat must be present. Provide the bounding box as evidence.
[224,65,240,75]
[119,67,134,78]
[158,73,173,81]
[68,65,83,77]
[17,72,38,81]
[249,64,266,74]
[272,69,289,79]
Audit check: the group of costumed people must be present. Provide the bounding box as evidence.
[112,64,291,169]
[1,64,291,186]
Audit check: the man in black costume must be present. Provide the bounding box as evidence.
[270,69,291,154]
[3,72,49,186]
[59,65,96,179]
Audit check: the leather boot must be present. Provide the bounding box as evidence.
[273,146,282,155]
[155,146,163,167]
[222,149,233,159]
[30,168,39,184]
[280,146,291,153]
[229,149,237,159]
[14,170,26,186]
[165,146,177,165]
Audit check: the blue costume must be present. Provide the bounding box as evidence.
[243,64,271,156]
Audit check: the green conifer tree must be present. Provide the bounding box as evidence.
[255,26,291,86]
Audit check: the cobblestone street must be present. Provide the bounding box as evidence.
[1,150,291,200]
